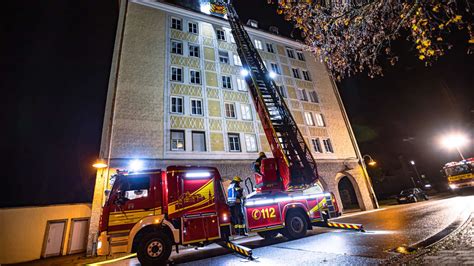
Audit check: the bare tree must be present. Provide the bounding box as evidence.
[270,0,474,79]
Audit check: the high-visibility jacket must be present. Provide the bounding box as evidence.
[227,183,242,205]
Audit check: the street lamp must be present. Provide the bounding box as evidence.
[363,154,377,166]
[440,133,469,160]
[92,160,108,169]
[409,160,422,186]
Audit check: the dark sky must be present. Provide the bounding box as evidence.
[1,0,472,207]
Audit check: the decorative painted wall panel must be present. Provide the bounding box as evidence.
[171,84,202,97]
[170,116,205,129]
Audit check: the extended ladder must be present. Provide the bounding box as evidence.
[224,1,319,190]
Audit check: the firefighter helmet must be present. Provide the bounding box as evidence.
[259,152,265,157]
[233,176,242,182]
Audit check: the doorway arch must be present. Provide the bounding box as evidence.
[338,176,361,210]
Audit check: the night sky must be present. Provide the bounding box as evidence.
[1,0,472,207]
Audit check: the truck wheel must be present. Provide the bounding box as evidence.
[283,211,307,239]
[258,230,278,240]
[137,231,172,266]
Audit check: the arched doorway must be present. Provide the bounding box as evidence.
[338,176,360,210]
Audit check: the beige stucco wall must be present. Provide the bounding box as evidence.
[0,204,91,264]
[110,3,166,159]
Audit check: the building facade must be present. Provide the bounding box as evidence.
[87,0,377,254]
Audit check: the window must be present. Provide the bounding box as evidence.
[304,112,314,126]
[122,176,150,200]
[286,48,295,58]
[191,99,203,115]
[192,131,206,151]
[241,104,252,120]
[222,75,232,89]
[229,34,235,43]
[170,96,184,114]
[302,70,311,81]
[171,67,183,82]
[292,68,301,79]
[277,85,287,98]
[171,130,185,151]
[323,138,334,153]
[311,138,323,153]
[190,70,201,84]
[219,50,229,64]
[233,54,242,66]
[254,39,263,50]
[216,29,226,41]
[237,77,247,91]
[270,63,281,74]
[228,133,241,152]
[188,22,198,34]
[171,40,183,55]
[225,103,236,118]
[171,17,182,30]
[189,44,200,57]
[266,43,275,53]
[296,51,305,61]
[315,113,325,127]
[309,91,319,103]
[245,134,257,152]
[298,89,308,101]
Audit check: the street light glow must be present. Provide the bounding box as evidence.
[368,160,377,166]
[410,160,415,165]
[441,133,469,149]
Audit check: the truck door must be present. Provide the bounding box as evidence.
[179,171,220,244]
[107,174,156,232]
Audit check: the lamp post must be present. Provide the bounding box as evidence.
[409,160,422,186]
[441,133,469,160]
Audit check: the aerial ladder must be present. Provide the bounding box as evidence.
[220,1,321,192]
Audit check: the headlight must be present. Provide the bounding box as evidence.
[449,184,457,189]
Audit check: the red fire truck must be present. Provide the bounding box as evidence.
[96,1,363,264]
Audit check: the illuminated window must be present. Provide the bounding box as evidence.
[245,134,257,152]
[323,138,334,153]
[304,112,314,126]
[233,54,242,66]
[241,104,252,120]
[254,39,263,50]
[170,96,183,114]
[315,113,326,127]
[228,133,241,152]
[171,40,183,55]
[192,131,206,151]
[237,77,247,91]
[171,130,185,151]
[171,17,182,30]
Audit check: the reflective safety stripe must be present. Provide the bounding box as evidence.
[228,183,236,203]
[234,224,246,229]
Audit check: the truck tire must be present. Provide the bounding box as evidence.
[137,231,172,266]
[258,230,278,240]
[283,211,308,239]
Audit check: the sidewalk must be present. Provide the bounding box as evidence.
[394,214,474,265]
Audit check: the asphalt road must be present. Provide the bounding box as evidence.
[111,194,474,265]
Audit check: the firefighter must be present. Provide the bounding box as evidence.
[227,176,247,235]
[254,152,267,173]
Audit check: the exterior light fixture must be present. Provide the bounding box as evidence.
[240,69,249,77]
[129,159,144,171]
[440,133,469,160]
[269,71,276,79]
[363,154,377,166]
[93,160,108,169]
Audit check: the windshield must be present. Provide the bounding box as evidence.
[444,163,473,177]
